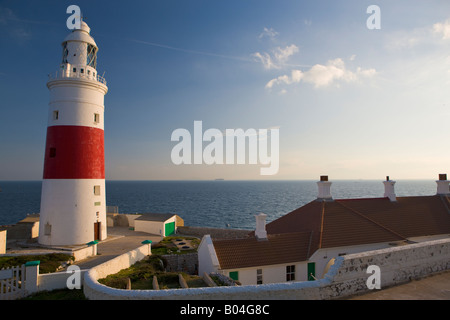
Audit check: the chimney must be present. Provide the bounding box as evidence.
[317,175,332,201]
[436,174,450,195]
[383,176,397,202]
[255,213,268,240]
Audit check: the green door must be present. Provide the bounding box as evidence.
[165,221,175,236]
[229,271,239,281]
[307,262,316,281]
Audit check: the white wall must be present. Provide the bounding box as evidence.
[310,242,391,279]
[198,235,220,277]
[134,220,164,236]
[39,179,107,246]
[221,262,309,286]
[134,216,176,237]
[84,238,450,300]
[0,230,6,254]
[311,234,450,279]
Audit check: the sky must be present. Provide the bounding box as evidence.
[1,0,450,181]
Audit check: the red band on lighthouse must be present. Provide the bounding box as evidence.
[43,125,105,179]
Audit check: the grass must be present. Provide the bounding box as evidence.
[0,253,74,274]
[98,255,163,289]
[21,288,87,300]
[98,255,207,290]
[151,236,200,255]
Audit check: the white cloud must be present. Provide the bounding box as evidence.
[258,27,279,40]
[386,17,450,51]
[253,52,278,69]
[433,19,450,40]
[253,44,299,70]
[265,58,376,89]
[273,44,299,63]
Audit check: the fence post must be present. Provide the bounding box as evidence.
[87,240,98,256]
[141,240,152,255]
[25,261,40,295]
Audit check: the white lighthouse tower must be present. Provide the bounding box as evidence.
[39,20,108,246]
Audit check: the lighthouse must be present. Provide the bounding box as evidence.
[38,20,108,246]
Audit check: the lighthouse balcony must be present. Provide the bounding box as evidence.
[48,67,107,86]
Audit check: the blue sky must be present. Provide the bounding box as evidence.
[1,0,450,180]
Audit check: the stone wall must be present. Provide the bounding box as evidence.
[177,226,250,239]
[161,253,198,274]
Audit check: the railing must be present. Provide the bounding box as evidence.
[106,206,119,214]
[0,264,26,300]
[47,70,107,86]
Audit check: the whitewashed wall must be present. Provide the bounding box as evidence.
[84,238,450,300]
[0,230,6,254]
[220,262,308,285]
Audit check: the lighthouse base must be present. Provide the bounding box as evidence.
[38,179,107,246]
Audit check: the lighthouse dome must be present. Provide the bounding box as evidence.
[63,21,97,47]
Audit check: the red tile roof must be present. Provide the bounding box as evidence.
[213,232,313,270]
[266,195,450,250]
[213,195,450,270]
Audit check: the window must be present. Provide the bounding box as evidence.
[94,202,101,206]
[80,68,84,73]
[87,44,98,69]
[53,110,59,120]
[286,265,295,281]
[94,185,101,195]
[49,148,56,158]
[62,43,68,64]
[256,269,263,284]
[94,113,100,124]
[73,67,77,73]
[44,223,51,236]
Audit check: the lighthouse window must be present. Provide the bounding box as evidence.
[87,44,97,69]
[94,185,101,195]
[49,148,56,158]
[94,113,100,124]
[80,68,84,74]
[73,67,77,73]
[62,43,68,64]
[53,110,59,120]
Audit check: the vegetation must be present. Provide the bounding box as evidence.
[21,288,86,300]
[98,255,207,290]
[0,253,74,274]
[151,236,200,255]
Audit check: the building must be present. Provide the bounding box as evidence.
[38,20,108,246]
[134,213,183,237]
[198,174,450,285]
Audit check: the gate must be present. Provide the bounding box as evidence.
[0,264,26,300]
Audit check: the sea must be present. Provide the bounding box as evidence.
[0,180,438,229]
